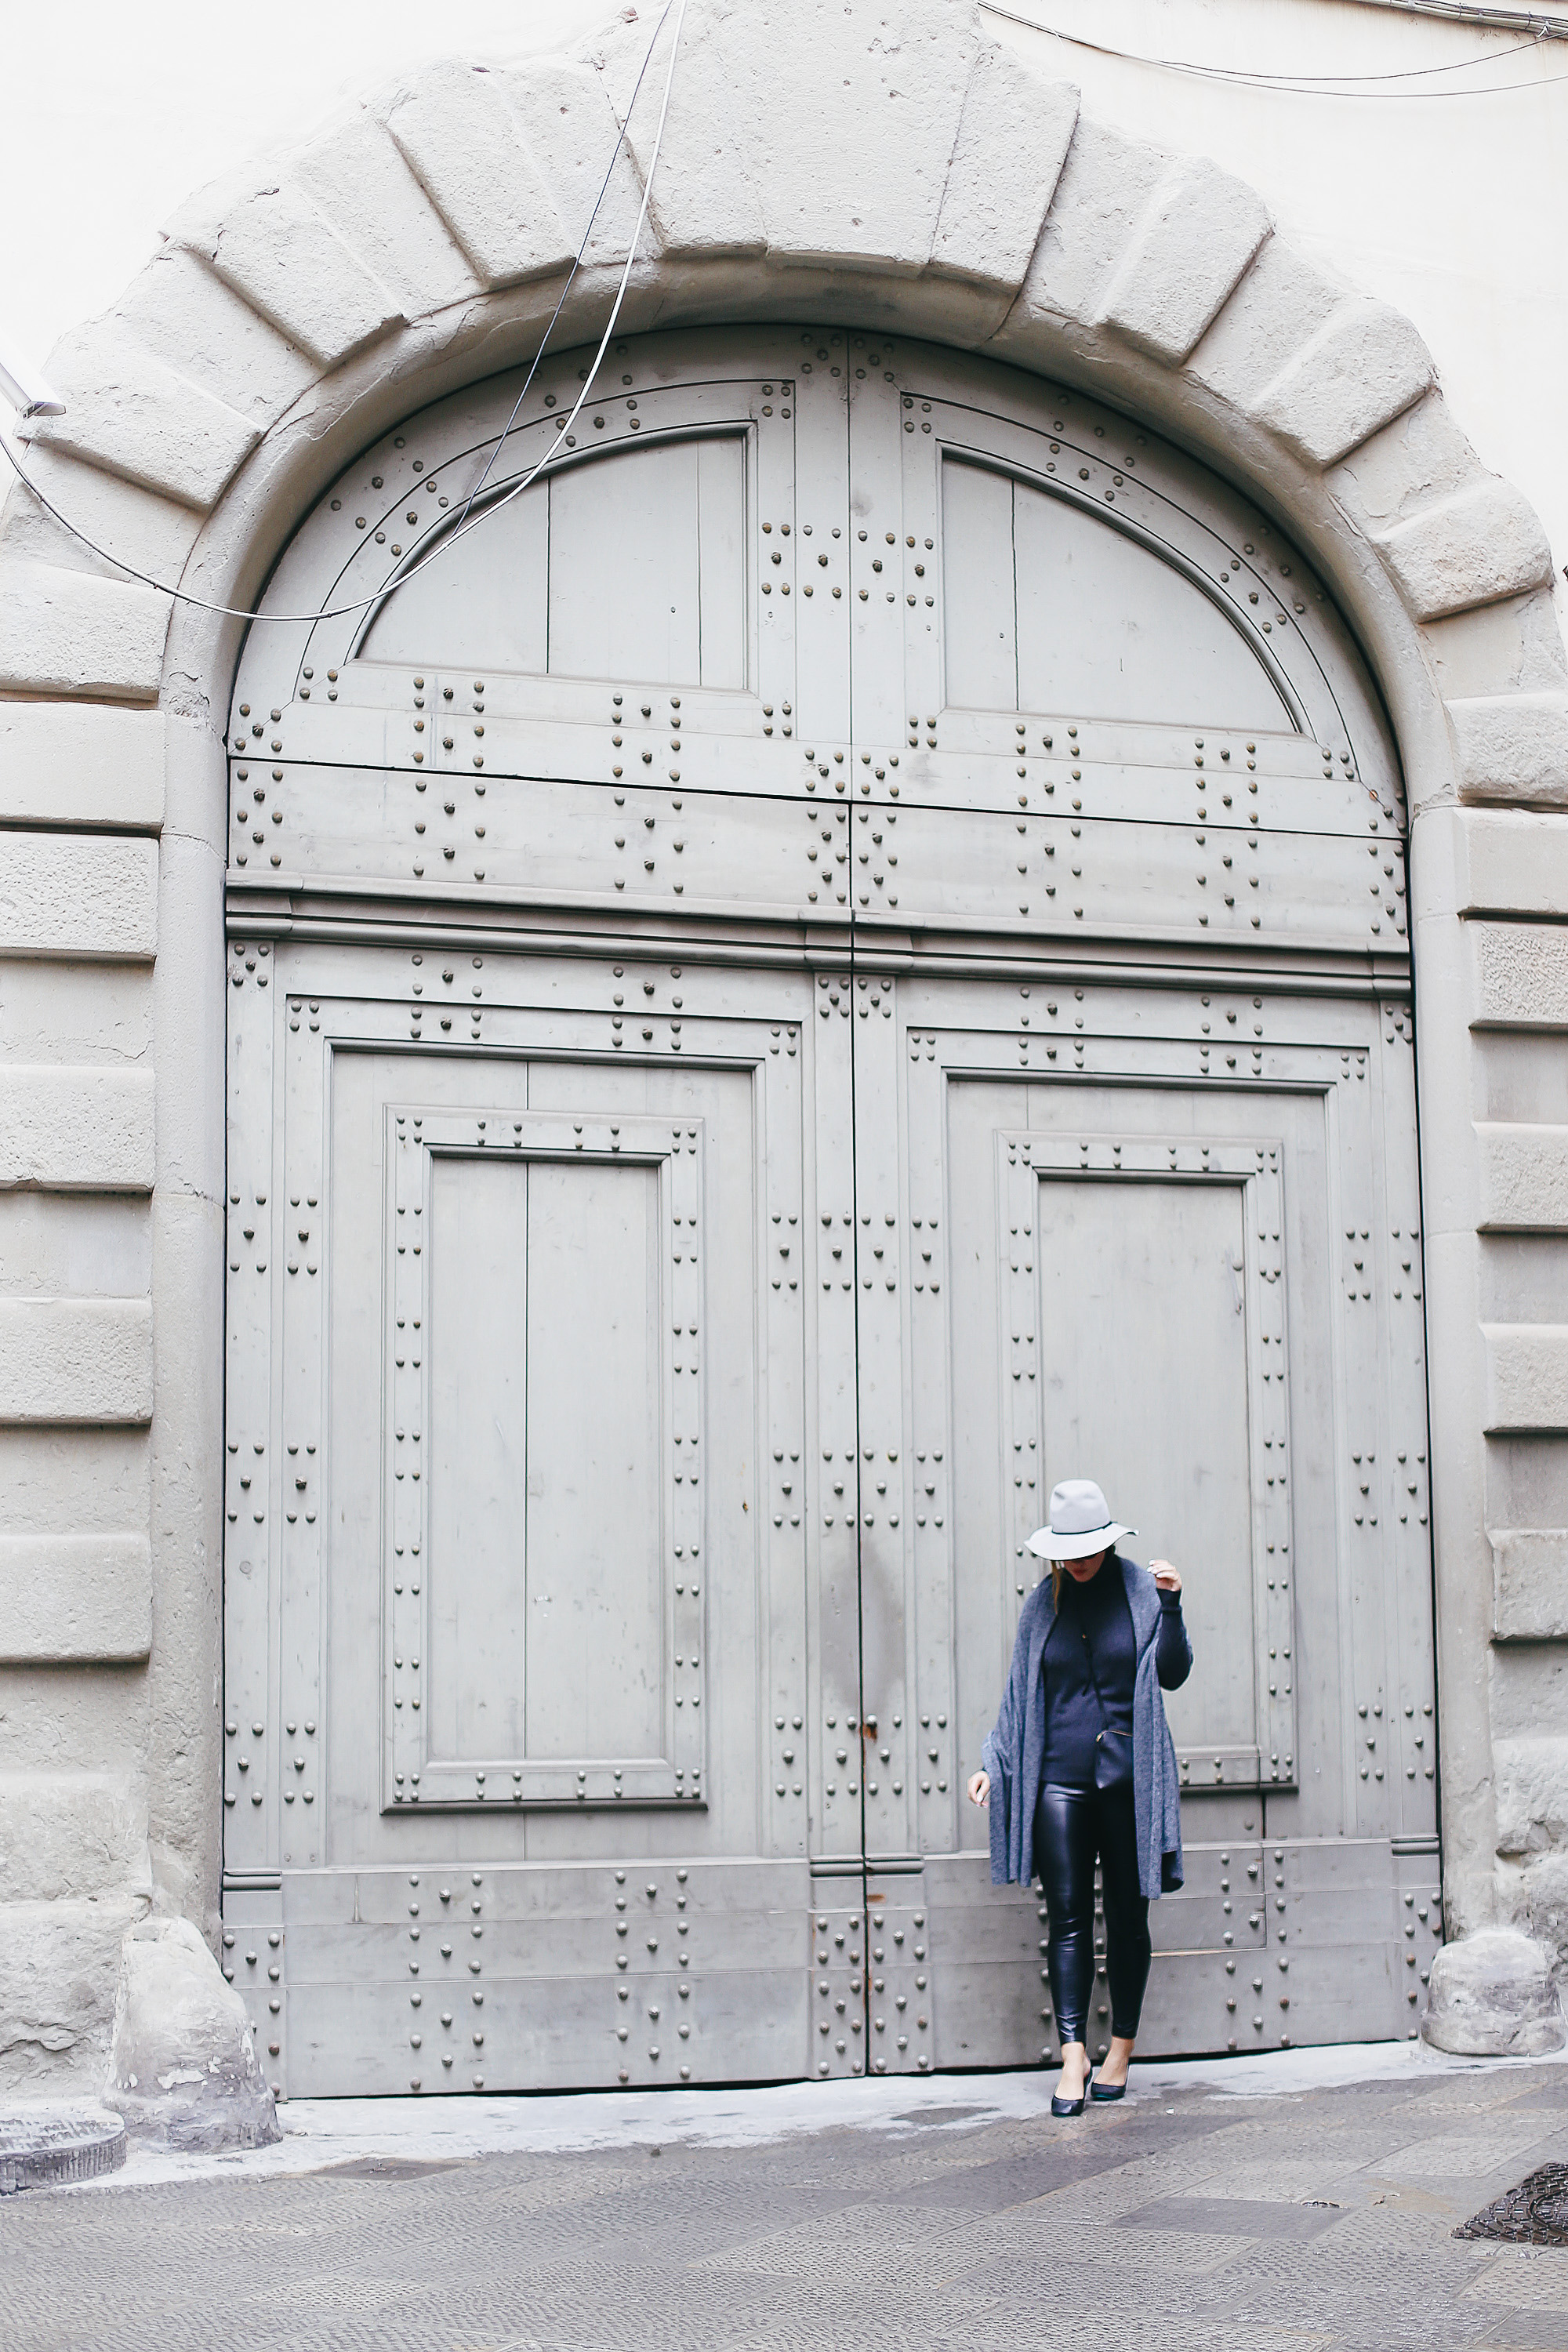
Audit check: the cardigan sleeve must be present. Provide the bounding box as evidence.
[1155,1588,1192,1690]
[981,1655,1016,1785]
[982,1596,1034,1882]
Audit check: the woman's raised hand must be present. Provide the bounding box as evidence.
[1150,1559,1182,1594]
[967,1770,990,1808]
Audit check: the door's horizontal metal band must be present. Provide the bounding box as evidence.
[223,882,1412,996]
[384,1795,712,1813]
[233,746,1377,828]
[224,824,1406,954]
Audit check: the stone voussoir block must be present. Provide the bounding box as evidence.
[586,4,764,262]
[1482,1323,1568,1433]
[0,833,158,959]
[1376,477,1554,622]
[0,1298,154,1426]
[0,559,169,702]
[0,1537,153,1666]
[0,1066,154,1192]
[1,437,204,598]
[108,243,316,434]
[24,321,260,515]
[931,49,1078,291]
[384,60,574,292]
[500,53,651,270]
[292,110,484,321]
[1449,692,1568,808]
[1184,234,1346,413]
[167,175,403,371]
[1250,296,1434,470]
[1475,1124,1568,1232]
[706,0,980,273]
[1001,114,1169,339]
[0,703,165,831]
[1098,154,1271,367]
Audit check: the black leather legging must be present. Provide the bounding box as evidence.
[1033,1782,1152,2046]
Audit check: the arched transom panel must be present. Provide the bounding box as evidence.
[230,325,1406,953]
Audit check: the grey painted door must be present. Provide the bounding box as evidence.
[840,350,1439,2067]
[223,328,1439,2096]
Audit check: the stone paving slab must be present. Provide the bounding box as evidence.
[1,2045,1565,2352]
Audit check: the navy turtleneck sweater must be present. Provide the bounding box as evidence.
[1040,1555,1188,1788]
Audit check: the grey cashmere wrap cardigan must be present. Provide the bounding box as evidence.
[981,1554,1191,1898]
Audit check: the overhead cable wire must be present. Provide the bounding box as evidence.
[1356,0,1568,34]
[1018,27,1547,78]
[979,4,1568,93]
[0,0,690,628]
[443,2,676,543]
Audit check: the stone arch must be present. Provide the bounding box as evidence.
[11,4,1565,788]
[2,0,1563,2049]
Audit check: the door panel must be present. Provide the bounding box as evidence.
[226,324,1440,2096]
[1031,1157,1262,1762]
[942,455,1293,731]
[855,976,1436,2064]
[1011,1120,1295,1786]
[225,949,866,2090]
[423,1144,667,1777]
[330,1055,720,1825]
[547,433,747,690]
[987,1095,1305,1796]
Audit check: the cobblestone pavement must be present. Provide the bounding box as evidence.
[5,2053,1566,2352]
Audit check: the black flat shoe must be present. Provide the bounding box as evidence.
[1050,2092,1086,2117]
[1089,2075,1126,2101]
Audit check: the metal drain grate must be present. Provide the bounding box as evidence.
[1456,2163,1568,2246]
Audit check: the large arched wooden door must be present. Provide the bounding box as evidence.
[223,328,1442,2096]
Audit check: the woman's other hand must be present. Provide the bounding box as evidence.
[1150,1559,1182,1595]
[967,1770,990,1808]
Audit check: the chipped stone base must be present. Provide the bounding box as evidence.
[103,1918,280,2150]
[1421,1929,1566,2057]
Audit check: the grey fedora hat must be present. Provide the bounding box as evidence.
[1025,1478,1136,1562]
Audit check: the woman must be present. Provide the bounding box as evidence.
[967,1478,1191,2116]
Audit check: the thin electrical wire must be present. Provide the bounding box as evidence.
[980,3,1568,93]
[0,0,690,630]
[1356,0,1568,33]
[1019,25,1546,78]
[446,0,674,540]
